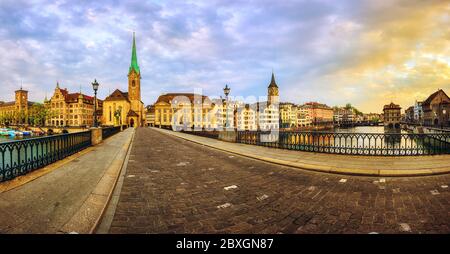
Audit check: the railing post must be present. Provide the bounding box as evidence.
[90,127,103,146]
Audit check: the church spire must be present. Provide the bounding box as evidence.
[129,32,140,74]
[268,71,278,88]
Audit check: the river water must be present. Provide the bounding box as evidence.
[0,135,36,143]
[333,126,407,134]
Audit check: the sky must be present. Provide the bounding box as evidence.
[0,0,449,113]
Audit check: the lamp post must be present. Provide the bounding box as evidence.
[92,79,99,127]
[223,84,230,130]
[443,109,447,129]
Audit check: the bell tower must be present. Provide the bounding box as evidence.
[128,32,141,101]
[15,86,28,124]
[15,87,28,110]
[267,72,279,105]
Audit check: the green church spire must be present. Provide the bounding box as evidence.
[129,32,140,75]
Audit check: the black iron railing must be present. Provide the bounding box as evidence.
[0,131,91,182]
[237,131,450,156]
[102,126,121,139]
[180,130,220,139]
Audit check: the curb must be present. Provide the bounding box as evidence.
[153,128,450,177]
[58,128,135,234]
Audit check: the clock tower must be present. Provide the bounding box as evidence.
[128,32,141,101]
[267,72,279,105]
[127,32,144,127]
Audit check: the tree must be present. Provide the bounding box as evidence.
[344,103,363,116]
[28,103,53,126]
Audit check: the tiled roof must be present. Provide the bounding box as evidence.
[127,109,139,117]
[383,102,401,110]
[422,89,449,106]
[155,93,212,105]
[104,89,130,102]
[0,101,15,107]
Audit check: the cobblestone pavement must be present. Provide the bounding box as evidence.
[109,128,450,234]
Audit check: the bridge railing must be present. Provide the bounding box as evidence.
[0,131,92,183]
[236,131,450,156]
[180,130,220,139]
[102,126,121,140]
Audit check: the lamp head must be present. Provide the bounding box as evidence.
[92,79,99,92]
[223,84,230,96]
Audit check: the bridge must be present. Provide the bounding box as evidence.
[0,127,449,233]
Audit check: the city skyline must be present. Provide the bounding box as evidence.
[0,0,449,113]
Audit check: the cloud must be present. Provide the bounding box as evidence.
[0,0,448,113]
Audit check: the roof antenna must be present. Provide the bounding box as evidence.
[20,80,23,90]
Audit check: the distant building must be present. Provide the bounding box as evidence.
[333,107,355,125]
[279,102,298,128]
[45,82,103,127]
[422,89,450,128]
[0,88,38,125]
[154,93,216,129]
[413,100,423,124]
[363,113,380,122]
[236,104,257,131]
[211,97,237,129]
[151,72,279,131]
[297,106,312,127]
[145,105,155,127]
[236,72,279,131]
[405,106,415,124]
[302,102,333,127]
[383,102,401,128]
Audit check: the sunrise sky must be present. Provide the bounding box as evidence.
[0,0,449,113]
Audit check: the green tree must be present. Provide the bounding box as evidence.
[28,103,53,126]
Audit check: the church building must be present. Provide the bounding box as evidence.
[103,33,144,128]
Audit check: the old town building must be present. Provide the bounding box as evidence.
[363,113,381,123]
[333,107,355,126]
[152,72,279,131]
[383,102,401,128]
[279,102,298,128]
[405,106,415,124]
[45,82,103,127]
[154,93,217,129]
[102,33,144,128]
[236,104,257,130]
[422,89,449,128]
[297,106,312,127]
[302,102,333,127]
[145,105,155,127]
[0,87,38,125]
[414,100,423,125]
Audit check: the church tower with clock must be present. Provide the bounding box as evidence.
[102,32,144,128]
[127,32,144,127]
[128,32,141,102]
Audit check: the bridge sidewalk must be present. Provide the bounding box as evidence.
[0,128,134,233]
[152,128,450,176]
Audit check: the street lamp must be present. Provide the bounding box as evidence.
[92,79,99,127]
[443,109,447,129]
[223,84,230,129]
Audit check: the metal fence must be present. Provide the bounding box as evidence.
[0,131,92,182]
[102,126,122,139]
[180,130,220,139]
[237,131,450,156]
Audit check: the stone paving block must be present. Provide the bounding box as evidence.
[107,128,450,234]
